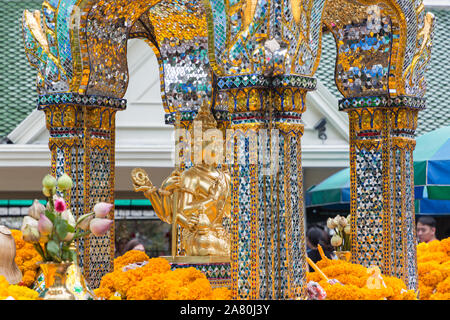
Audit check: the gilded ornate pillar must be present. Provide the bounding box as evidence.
[204,0,325,299]
[270,83,311,300]
[220,84,268,300]
[324,0,435,289]
[37,94,126,287]
[340,97,424,289]
[22,1,131,288]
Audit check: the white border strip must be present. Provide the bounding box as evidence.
[424,0,450,8]
[0,144,349,168]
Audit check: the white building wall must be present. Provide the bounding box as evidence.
[1,38,350,197]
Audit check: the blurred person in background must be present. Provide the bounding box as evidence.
[417,216,438,243]
[306,225,334,270]
[122,238,145,255]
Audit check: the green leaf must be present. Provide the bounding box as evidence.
[46,240,61,261]
[33,243,46,261]
[61,248,69,261]
[70,250,77,263]
[45,210,56,224]
[66,224,75,233]
[61,247,75,262]
[55,219,69,240]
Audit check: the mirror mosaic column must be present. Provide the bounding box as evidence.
[324,0,435,290]
[205,0,325,299]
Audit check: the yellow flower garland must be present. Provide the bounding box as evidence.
[417,238,450,300]
[11,230,42,287]
[8,226,450,300]
[94,250,231,300]
[0,275,39,300]
[306,246,416,300]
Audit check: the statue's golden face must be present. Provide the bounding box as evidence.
[201,138,222,165]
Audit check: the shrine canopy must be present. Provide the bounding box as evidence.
[305,167,350,210]
[414,126,450,201]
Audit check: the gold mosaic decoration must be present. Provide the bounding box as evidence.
[22,0,435,295]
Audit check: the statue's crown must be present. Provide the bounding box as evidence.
[194,101,217,130]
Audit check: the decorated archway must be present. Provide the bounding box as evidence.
[22,0,434,297]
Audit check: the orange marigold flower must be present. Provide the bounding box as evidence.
[113,250,150,271]
[211,287,232,300]
[429,292,450,300]
[96,255,227,300]
[417,238,450,300]
[185,278,213,300]
[308,255,413,300]
[127,274,169,300]
[93,287,113,300]
[435,276,450,294]
[10,230,42,287]
[141,257,171,274]
[6,285,39,300]
[440,238,450,255]
[422,269,444,287]
[0,275,39,300]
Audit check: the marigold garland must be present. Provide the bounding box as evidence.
[113,250,151,271]
[94,250,231,300]
[306,248,416,300]
[10,230,42,287]
[417,238,450,300]
[0,275,39,300]
[11,229,448,300]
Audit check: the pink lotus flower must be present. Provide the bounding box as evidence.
[89,218,113,237]
[93,202,113,218]
[54,197,67,213]
[38,213,53,235]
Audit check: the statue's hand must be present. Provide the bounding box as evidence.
[134,185,157,194]
[131,168,154,188]
[163,170,181,192]
[187,213,199,232]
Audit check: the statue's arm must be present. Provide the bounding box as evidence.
[134,185,172,224]
[131,168,174,224]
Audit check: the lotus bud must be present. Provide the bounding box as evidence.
[42,187,51,197]
[38,213,53,236]
[337,216,348,228]
[21,215,38,229]
[61,209,76,226]
[333,217,341,229]
[42,174,57,190]
[61,209,76,242]
[28,199,45,220]
[331,234,343,247]
[89,218,113,237]
[22,224,40,243]
[54,197,67,213]
[93,202,114,218]
[21,216,40,242]
[327,218,337,229]
[63,232,74,242]
[77,213,94,231]
[57,173,73,191]
[344,225,351,235]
